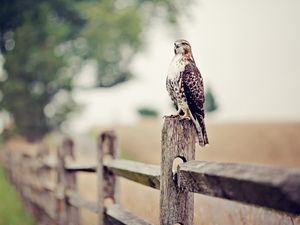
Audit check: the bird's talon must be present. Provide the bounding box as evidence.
[163,114,180,119]
[179,116,191,121]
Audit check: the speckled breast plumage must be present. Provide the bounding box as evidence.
[166,55,189,110]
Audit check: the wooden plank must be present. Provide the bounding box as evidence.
[178,160,300,215]
[104,159,160,190]
[160,116,195,225]
[66,190,98,213]
[65,159,160,189]
[105,204,152,225]
[65,185,153,224]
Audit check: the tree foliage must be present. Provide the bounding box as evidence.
[137,107,159,118]
[77,0,192,87]
[0,0,193,140]
[205,86,218,113]
[0,0,85,140]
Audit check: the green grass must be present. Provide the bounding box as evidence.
[0,164,34,225]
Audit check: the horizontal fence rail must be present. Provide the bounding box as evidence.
[177,160,300,214]
[65,159,161,189]
[105,204,152,225]
[1,116,300,225]
[66,190,98,213]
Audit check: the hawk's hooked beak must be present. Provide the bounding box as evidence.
[174,43,180,49]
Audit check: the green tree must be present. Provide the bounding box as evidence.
[205,86,218,113]
[78,0,192,87]
[0,1,85,140]
[137,107,159,118]
[0,0,193,141]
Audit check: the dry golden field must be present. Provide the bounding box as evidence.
[75,119,300,225]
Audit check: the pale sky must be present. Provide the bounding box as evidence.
[69,0,300,132]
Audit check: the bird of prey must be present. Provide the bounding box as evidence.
[166,39,209,146]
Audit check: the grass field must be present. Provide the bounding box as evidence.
[0,164,34,225]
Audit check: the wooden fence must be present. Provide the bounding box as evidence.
[2,117,300,225]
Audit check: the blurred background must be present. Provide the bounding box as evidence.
[0,0,300,224]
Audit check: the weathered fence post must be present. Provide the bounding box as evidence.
[57,139,80,225]
[57,141,68,225]
[160,116,195,225]
[35,146,48,224]
[64,139,80,225]
[97,131,119,225]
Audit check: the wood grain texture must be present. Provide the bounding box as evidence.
[160,116,195,225]
[42,156,58,169]
[97,133,105,225]
[98,131,120,225]
[63,139,80,225]
[66,190,98,213]
[56,142,68,225]
[105,204,152,225]
[105,159,160,189]
[101,131,120,202]
[65,159,160,189]
[67,189,151,224]
[23,188,57,220]
[178,160,300,215]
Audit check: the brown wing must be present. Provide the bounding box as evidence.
[182,62,205,119]
[182,61,209,145]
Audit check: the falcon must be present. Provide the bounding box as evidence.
[166,39,209,146]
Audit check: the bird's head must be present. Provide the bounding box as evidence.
[174,39,192,55]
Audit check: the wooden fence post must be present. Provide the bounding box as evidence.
[33,144,58,223]
[64,139,80,225]
[57,138,80,225]
[97,131,119,225]
[160,117,195,225]
[57,141,68,225]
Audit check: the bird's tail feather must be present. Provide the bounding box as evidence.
[198,117,209,146]
[190,113,209,147]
